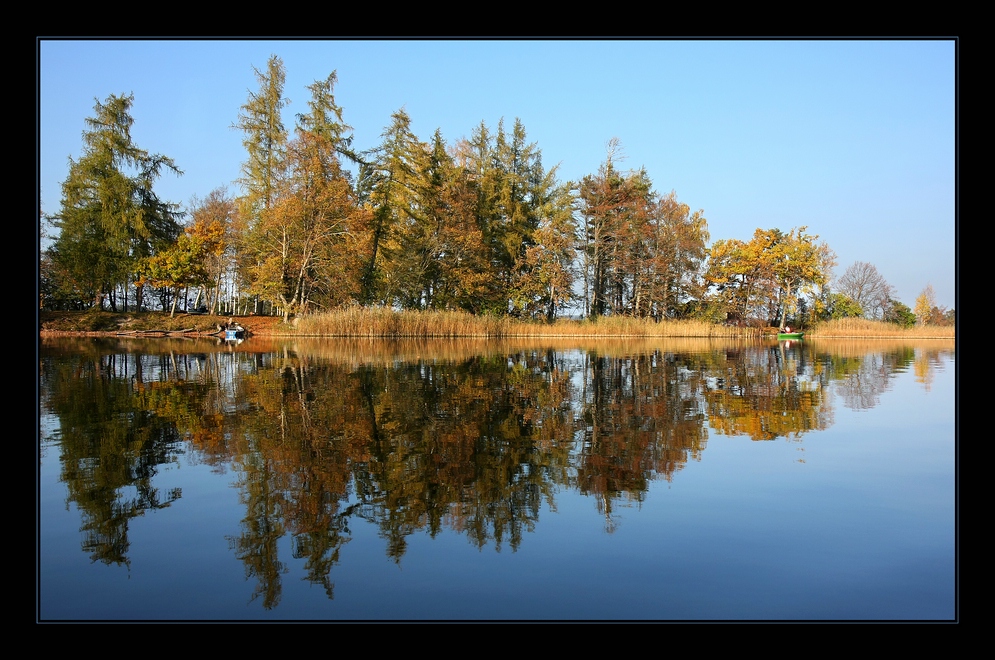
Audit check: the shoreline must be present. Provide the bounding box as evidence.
[37,311,955,341]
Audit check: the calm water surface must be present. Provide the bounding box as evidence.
[38,336,956,620]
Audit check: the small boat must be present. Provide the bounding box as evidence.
[777,332,804,340]
[224,324,246,340]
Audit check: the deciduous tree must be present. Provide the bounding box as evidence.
[705,227,833,327]
[836,261,895,319]
[823,292,864,319]
[247,119,362,320]
[914,284,937,326]
[134,232,209,317]
[187,188,237,314]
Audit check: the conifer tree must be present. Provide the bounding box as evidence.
[495,119,543,301]
[48,93,182,310]
[460,118,554,315]
[234,55,289,219]
[233,55,289,313]
[422,134,491,312]
[241,70,363,319]
[360,108,427,306]
[297,71,358,165]
[404,129,490,312]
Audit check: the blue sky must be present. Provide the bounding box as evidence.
[38,38,956,309]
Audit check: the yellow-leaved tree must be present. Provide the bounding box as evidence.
[134,232,209,317]
[914,284,937,326]
[705,227,834,327]
[186,188,236,314]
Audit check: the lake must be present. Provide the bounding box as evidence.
[38,335,956,621]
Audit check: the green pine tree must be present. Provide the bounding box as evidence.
[47,93,182,310]
[360,108,427,306]
[233,55,289,314]
[234,55,289,219]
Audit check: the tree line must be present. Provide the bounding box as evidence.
[42,55,947,328]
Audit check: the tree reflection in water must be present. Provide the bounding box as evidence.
[39,336,953,607]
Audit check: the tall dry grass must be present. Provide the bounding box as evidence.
[810,318,956,339]
[293,307,500,337]
[292,307,762,338]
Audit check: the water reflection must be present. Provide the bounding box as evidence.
[704,343,832,440]
[39,337,954,610]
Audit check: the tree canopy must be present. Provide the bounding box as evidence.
[705,227,834,327]
[48,93,182,310]
[836,261,895,319]
[578,139,709,320]
[234,55,288,221]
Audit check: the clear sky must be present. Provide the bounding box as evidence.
[38,38,956,309]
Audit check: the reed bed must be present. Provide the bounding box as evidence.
[810,318,956,339]
[292,307,762,338]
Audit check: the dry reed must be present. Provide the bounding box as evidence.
[292,308,761,338]
[809,318,955,339]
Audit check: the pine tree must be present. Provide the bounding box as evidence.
[48,93,182,310]
[297,71,358,165]
[233,55,289,314]
[360,108,427,306]
[234,55,289,219]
